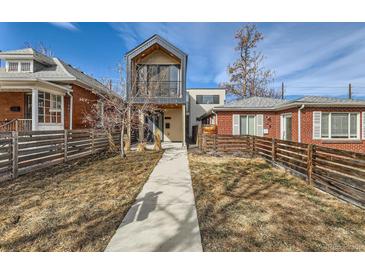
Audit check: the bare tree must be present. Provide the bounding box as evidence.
[23,42,54,57]
[222,24,279,98]
[82,61,161,158]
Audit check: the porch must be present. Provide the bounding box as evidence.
[0,80,71,131]
[139,104,186,146]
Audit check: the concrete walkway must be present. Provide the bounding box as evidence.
[105,143,203,252]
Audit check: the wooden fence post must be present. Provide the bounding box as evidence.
[271,138,276,162]
[307,144,315,185]
[213,134,217,152]
[12,131,18,179]
[64,130,68,162]
[91,129,95,154]
[202,134,206,153]
[251,136,256,157]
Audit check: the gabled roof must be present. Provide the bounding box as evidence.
[125,34,188,60]
[292,96,365,105]
[55,58,111,94]
[223,96,289,109]
[0,48,113,96]
[199,95,365,119]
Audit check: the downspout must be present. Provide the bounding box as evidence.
[212,110,218,125]
[298,104,305,143]
[67,91,73,130]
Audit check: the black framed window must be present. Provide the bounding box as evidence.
[196,95,220,104]
[136,64,180,97]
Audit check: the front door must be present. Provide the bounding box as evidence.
[281,114,292,141]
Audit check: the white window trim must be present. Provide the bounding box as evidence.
[239,115,256,136]
[37,90,64,125]
[49,94,62,113]
[6,60,33,72]
[280,113,292,140]
[320,112,360,140]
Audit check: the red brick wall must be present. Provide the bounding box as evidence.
[0,92,25,121]
[217,110,298,140]
[216,107,365,153]
[70,84,98,129]
[301,107,365,153]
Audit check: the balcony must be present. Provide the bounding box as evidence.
[134,80,181,99]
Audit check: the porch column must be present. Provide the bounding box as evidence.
[182,104,186,147]
[31,89,38,131]
[61,95,65,129]
[138,109,144,143]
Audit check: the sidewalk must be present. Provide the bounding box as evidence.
[105,143,203,252]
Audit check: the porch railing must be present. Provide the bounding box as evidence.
[0,119,32,132]
[133,81,181,98]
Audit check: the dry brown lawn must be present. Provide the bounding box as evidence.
[188,150,365,251]
[0,151,162,251]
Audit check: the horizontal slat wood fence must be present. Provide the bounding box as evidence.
[0,130,121,183]
[199,134,365,208]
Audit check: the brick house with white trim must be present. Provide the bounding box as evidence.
[0,48,113,131]
[199,96,365,153]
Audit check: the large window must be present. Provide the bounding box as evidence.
[240,115,255,135]
[196,95,220,104]
[136,64,180,97]
[8,62,19,72]
[321,112,359,139]
[38,91,62,124]
[20,62,31,72]
[7,61,32,72]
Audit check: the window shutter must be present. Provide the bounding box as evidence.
[256,114,264,136]
[313,111,322,139]
[232,114,240,135]
[362,112,365,139]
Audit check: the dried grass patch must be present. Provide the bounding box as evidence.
[188,152,365,251]
[0,151,162,251]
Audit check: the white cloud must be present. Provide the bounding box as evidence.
[49,22,78,31]
[110,22,365,97]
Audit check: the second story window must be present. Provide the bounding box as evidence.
[196,95,220,104]
[21,62,31,72]
[7,61,32,72]
[135,64,180,97]
[8,62,19,72]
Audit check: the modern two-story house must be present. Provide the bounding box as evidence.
[199,96,365,153]
[0,48,111,131]
[125,35,188,146]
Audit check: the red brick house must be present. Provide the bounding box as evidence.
[199,96,365,153]
[0,48,112,131]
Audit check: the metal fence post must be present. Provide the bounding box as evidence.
[12,131,18,179]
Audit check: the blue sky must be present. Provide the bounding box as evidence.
[1,22,365,99]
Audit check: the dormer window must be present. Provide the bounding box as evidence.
[6,60,33,72]
[8,62,19,72]
[21,62,31,72]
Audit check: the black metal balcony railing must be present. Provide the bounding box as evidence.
[133,81,181,98]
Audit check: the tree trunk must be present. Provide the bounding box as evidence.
[120,123,126,158]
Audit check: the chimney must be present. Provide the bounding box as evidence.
[348,83,352,99]
[281,82,284,99]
